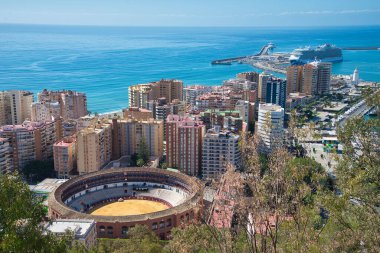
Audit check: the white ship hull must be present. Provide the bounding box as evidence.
[290,56,343,65]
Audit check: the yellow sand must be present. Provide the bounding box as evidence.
[90,199,169,216]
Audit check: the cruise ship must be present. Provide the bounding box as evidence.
[289,44,343,65]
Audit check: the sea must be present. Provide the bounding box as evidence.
[0,24,379,113]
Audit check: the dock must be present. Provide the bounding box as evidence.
[211,56,246,65]
[211,43,276,65]
[342,47,380,51]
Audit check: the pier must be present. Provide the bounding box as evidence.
[342,47,380,51]
[211,43,276,65]
[211,56,247,65]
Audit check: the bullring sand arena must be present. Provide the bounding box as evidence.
[90,199,169,216]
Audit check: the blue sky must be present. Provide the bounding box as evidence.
[0,0,379,26]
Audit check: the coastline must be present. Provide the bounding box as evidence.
[98,110,123,118]
[1,25,380,114]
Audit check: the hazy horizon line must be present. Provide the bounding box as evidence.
[1,22,380,29]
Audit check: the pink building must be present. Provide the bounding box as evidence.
[53,137,77,178]
[0,120,63,170]
[166,115,205,177]
[0,137,13,174]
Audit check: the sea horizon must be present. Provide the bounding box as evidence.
[0,24,379,113]
[2,23,380,28]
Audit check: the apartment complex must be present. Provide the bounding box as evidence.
[202,128,241,180]
[76,122,112,174]
[38,90,88,120]
[257,103,284,153]
[195,93,235,111]
[236,71,260,83]
[258,74,287,108]
[313,61,332,94]
[287,61,332,96]
[53,137,77,178]
[0,92,10,126]
[31,101,61,122]
[258,72,271,103]
[235,100,255,129]
[301,64,318,95]
[166,115,205,176]
[183,85,213,107]
[128,79,183,108]
[122,107,153,121]
[0,120,63,170]
[0,90,34,125]
[286,65,303,95]
[223,79,256,92]
[147,98,186,137]
[265,78,287,109]
[111,118,163,160]
[199,110,244,133]
[0,138,13,174]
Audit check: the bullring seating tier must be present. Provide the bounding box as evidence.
[66,183,188,213]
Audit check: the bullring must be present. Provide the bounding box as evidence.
[48,167,203,239]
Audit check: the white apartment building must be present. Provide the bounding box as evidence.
[235,100,255,126]
[202,128,241,180]
[257,103,284,153]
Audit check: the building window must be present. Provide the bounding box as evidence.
[121,226,128,235]
[99,226,106,235]
[166,219,172,227]
[107,226,113,235]
[159,221,165,229]
[152,223,158,230]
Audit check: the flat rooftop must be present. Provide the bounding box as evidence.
[322,102,348,112]
[45,219,95,237]
[30,178,68,194]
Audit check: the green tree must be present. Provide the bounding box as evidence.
[0,173,71,252]
[324,116,380,252]
[22,159,55,183]
[94,225,164,253]
[137,139,150,163]
[166,224,223,253]
[238,134,333,253]
[137,158,145,167]
[363,87,380,116]
[278,157,332,253]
